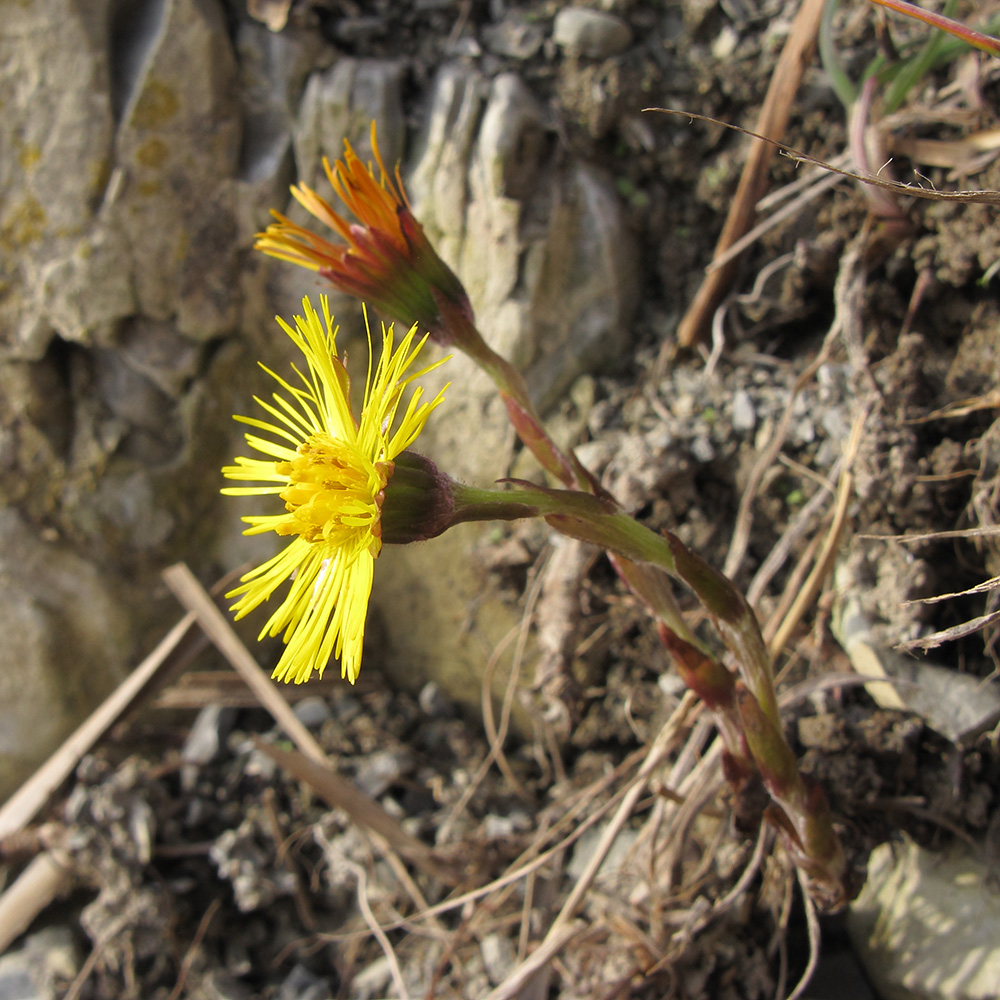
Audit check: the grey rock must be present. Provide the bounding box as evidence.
[0,508,131,799]
[0,0,307,787]
[480,932,517,986]
[418,682,453,717]
[0,0,118,360]
[482,17,545,60]
[690,434,715,463]
[293,695,333,729]
[293,59,405,194]
[553,8,633,59]
[276,963,333,1000]
[0,926,78,1000]
[354,750,408,798]
[110,0,242,341]
[568,823,639,880]
[848,838,1000,1000]
[834,595,1000,744]
[731,388,756,432]
[182,705,237,779]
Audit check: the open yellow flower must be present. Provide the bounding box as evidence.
[222,295,447,684]
[254,121,471,344]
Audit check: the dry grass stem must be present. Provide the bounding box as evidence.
[318,832,413,1000]
[673,0,827,349]
[786,869,821,1000]
[481,695,698,995]
[724,332,836,578]
[483,920,587,1000]
[0,849,73,954]
[767,414,865,658]
[154,671,351,709]
[165,898,222,1000]
[162,562,329,765]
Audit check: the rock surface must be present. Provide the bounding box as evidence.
[0,0,642,783]
[553,8,634,59]
[370,64,637,715]
[849,838,1000,1000]
[0,509,131,798]
[0,926,79,1000]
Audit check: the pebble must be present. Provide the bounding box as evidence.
[553,8,633,59]
[482,18,545,59]
[181,705,237,791]
[354,750,407,798]
[293,696,332,729]
[0,927,78,1000]
[849,838,1000,1000]
[731,388,756,432]
[182,705,237,767]
[480,932,517,985]
[418,681,453,717]
[690,434,715,463]
[276,964,333,1000]
[483,811,532,840]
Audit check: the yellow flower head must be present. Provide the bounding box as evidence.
[254,122,472,344]
[222,296,447,684]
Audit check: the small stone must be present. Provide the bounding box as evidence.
[418,682,452,717]
[182,705,237,767]
[0,927,78,1000]
[568,824,639,879]
[483,811,532,840]
[482,17,545,60]
[293,696,332,729]
[657,673,687,699]
[849,838,1000,1000]
[711,24,739,60]
[276,964,332,1000]
[553,8,633,59]
[354,750,407,798]
[731,388,756,432]
[480,932,517,985]
[690,435,715,463]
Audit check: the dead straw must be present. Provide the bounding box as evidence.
[161,563,328,765]
[673,0,828,350]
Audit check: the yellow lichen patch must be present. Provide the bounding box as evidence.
[136,138,169,169]
[1,196,47,248]
[16,141,41,171]
[131,80,180,129]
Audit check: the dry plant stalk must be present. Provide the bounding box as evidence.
[673,0,828,350]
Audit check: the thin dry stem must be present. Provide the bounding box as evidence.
[320,834,413,1000]
[0,850,73,953]
[165,898,222,1000]
[768,413,865,658]
[724,332,836,579]
[162,563,328,765]
[673,0,828,349]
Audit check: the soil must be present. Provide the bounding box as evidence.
[11,1,1000,998]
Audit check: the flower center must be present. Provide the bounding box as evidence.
[275,433,391,554]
